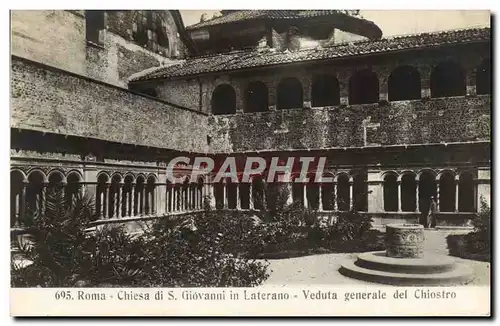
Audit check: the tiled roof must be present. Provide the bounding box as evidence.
[130,27,490,82]
[186,10,363,30]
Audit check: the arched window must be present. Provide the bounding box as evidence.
[85,10,105,45]
[439,172,456,212]
[476,59,491,95]
[311,74,340,107]
[430,61,466,98]
[211,84,236,115]
[383,173,398,212]
[388,66,421,101]
[277,77,303,109]
[245,81,268,113]
[349,70,379,105]
[418,171,437,220]
[401,174,417,212]
[336,174,350,211]
[458,172,475,212]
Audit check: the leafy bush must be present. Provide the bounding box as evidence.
[446,198,491,262]
[11,192,269,287]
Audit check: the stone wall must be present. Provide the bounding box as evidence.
[155,78,203,112]
[11,57,209,153]
[208,96,490,152]
[11,10,183,88]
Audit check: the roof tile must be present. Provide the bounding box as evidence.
[130,27,490,82]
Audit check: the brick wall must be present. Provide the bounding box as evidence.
[208,96,491,152]
[11,57,209,152]
[11,10,183,88]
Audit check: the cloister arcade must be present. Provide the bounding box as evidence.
[211,59,491,115]
[10,165,481,228]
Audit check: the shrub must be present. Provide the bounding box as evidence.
[11,192,270,287]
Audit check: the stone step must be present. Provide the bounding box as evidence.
[339,260,474,286]
[355,251,457,274]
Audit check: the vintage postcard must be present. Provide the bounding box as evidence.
[9,8,491,317]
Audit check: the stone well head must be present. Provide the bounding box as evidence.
[385,224,425,258]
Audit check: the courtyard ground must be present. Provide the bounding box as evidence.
[262,229,490,286]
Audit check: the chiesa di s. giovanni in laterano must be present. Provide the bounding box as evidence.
[10,10,491,233]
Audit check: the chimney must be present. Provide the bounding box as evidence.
[287,26,301,51]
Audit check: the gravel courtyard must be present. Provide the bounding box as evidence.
[263,229,490,286]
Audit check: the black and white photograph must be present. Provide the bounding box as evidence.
[8,6,491,317]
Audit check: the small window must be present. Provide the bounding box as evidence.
[85,10,105,45]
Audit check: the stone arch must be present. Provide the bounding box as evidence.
[66,170,83,182]
[388,65,421,101]
[430,60,466,98]
[96,171,111,181]
[211,84,236,115]
[10,168,27,182]
[244,81,269,113]
[349,69,379,105]
[27,168,48,183]
[277,77,303,109]
[311,74,340,107]
[476,58,491,95]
